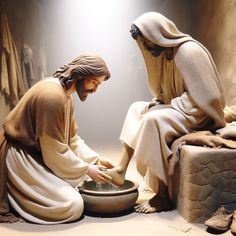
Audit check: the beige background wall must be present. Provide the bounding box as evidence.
[193,0,236,106]
[1,0,236,148]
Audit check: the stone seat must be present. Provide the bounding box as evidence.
[172,145,236,223]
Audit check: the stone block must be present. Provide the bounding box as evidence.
[173,145,236,223]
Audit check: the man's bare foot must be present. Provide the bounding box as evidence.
[134,193,173,213]
[104,166,125,186]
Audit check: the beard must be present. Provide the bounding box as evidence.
[78,92,88,101]
[76,79,88,101]
[148,45,164,57]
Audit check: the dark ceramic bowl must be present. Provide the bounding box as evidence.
[78,180,139,214]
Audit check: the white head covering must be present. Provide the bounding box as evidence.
[133,12,192,47]
[132,12,225,128]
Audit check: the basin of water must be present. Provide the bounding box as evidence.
[78,180,139,214]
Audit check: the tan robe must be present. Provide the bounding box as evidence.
[1,78,98,224]
[120,12,225,193]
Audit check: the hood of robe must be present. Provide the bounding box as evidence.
[132,12,194,100]
[133,12,192,47]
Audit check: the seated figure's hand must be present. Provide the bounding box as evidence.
[216,122,236,139]
[87,164,112,183]
[96,158,114,169]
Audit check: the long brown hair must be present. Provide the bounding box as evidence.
[53,53,110,89]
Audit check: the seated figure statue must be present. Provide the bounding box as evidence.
[105,12,226,214]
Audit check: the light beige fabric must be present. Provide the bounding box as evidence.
[120,101,207,191]
[70,134,100,164]
[40,134,98,187]
[6,142,84,224]
[224,106,236,123]
[120,12,225,193]
[5,133,98,224]
[216,121,236,139]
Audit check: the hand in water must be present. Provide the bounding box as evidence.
[88,164,112,183]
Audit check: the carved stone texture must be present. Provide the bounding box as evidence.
[173,145,236,223]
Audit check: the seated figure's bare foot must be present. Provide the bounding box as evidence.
[134,193,173,213]
[104,166,125,186]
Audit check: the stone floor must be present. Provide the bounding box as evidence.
[0,148,233,236]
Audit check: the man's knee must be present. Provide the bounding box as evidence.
[129,101,146,113]
[143,112,158,124]
[66,191,84,221]
[143,110,168,126]
[54,189,84,222]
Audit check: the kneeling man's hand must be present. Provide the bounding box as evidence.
[87,164,112,183]
[96,158,114,169]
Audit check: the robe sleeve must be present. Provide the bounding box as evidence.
[175,41,225,129]
[68,103,100,163]
[39,134,90,187]
[70,135,100,164]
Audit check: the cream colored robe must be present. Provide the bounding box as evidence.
[2,78,99,224]
[120,12,225,193]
